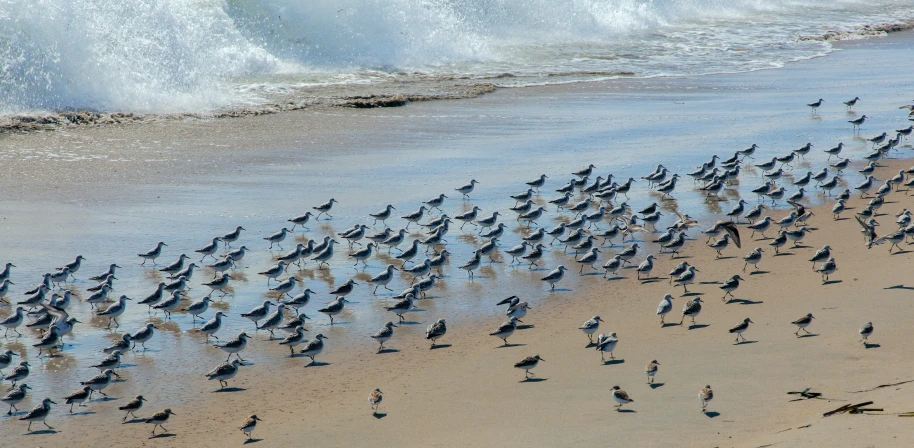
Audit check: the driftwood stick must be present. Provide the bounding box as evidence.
[851,379,914,393]
[823,401,873,417]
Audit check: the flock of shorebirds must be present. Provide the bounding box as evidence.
[0,97,912,439]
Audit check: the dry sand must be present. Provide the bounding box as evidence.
[1,31,914,448]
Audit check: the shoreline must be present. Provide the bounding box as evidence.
[3,20,914,135]
[0,24,913,448]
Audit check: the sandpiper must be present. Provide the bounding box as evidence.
[370,322,398,352]
[742,248,763,272]
[206,359,242,389]
[807,98,823,113]
[679,297,702,325]
[131,323,157,350]
[119,395,146,421]
[300,333,328,365]
[645,360,660,384]
[490,316,521,346]
[455,180,479,199]
[152,291,182,320]
[859,322,874,344]
[63,386,91,413]
[370,205,396,225]
[815,257,837,283]
[288,212,313,231]
[195,237,221,261]
[728,318,753,342]
[426,319,447,349]
[368,389,384,414]
[138,242,167,265]
[146,409,176,435]
[515,355,544,379]
[1,306,26,337]
[215,332,251,362]
[80,369,120,399]
[656,294,674,325]
[318,297,350,324]
[240,414,263,440]
[610,386,633,410]
[102,334,132,354]
[96,295,131,329]
[91,350,122,370]
[278,326,307,355]
[20,397,56,432]
[221,225,246,247]
[792,313,815,336]
[596,332,619,362]
[313,198,338,220]
[541,266,567,291]
[700,385,713,411]
[2,383,30,415]
[137,282,165,311]
[580,316,606,343]
[263,228,291,250]
[674,266,699,293]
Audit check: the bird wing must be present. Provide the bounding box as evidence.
[787,200,806,217]
[719,221,741,248]
[855,215,876,244]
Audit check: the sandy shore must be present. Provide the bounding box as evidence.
[1,30,914,447]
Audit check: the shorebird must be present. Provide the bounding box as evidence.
[708,234,730,258]
[370,205,396,225]
[460,250,482,279]
[220,226,246,247]
[269,277,297,298]
[152,291,182,320]
[815,257,837,283]
[792,313,815,336]
[859,322,874,344]
[257,303,288,339]
[808,245,831,270]
[240,415,263,440]
[4,361,29,387]
[455,179,479,199]
[119,395,146,421]
[662,233,686,258]
[195,237,221,261]
[506,301,530,320]
[0,262,14,283]
[300,333,328,364]
[2,384,30,415]
[785,227,809,248]
[91,350,123,371]
[719,274,743,301]
[369,264,399,293]
[515,355,544,379]
[263,228,291,250]
[636,254,655,280]
[843,96,859,109]
[138,241,167,265]
[1,306,25,337]
[368,389,384,415]
[159,254,188,276]
[527,174,548,191]
[146,409,176,436]
[288,211,313,231]
[318,297,350,325]
[490,316,521,346]
[258,261,287,285]
[541,265,567,291]
[80,369,120,399]
[596,332,619,362]
[645,360,660,384]
[20,398,56,432]
[206,359,242,389]
[656,294,674,325]
[424,193,448,211]
[215,332,251,362]
[848,114,867,131]
[202,273,232,298]
[96,295,131,329]
[313,198,338,219]
[63,386,91,413]
[610,386,633,410]
[426,319,447,348]
[129,323,157,350]
[807,98,823,113]
[728,318,753,342]
[279,326,307,355]
[679,297,702,325]
[700,386,714,411]
[577,248,601,274]
[102,334,132,354]
[370,321,398,352]
[0,349,17,373]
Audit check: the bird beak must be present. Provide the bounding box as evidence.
[10,352,17,357]
[113,372,122,378]
[50,400,58,404]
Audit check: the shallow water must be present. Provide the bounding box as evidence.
[0,31,913,423]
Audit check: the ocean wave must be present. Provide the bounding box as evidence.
[1,0,913,129]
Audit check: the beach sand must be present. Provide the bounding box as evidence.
[1,31,914,447]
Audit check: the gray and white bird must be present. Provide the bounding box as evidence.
[425,319,448,349]
[2,383,30,415]
[455,179,479,199]
[370,322,398,352]
[197,311,226,341]
[579,316,603,343]
[300,333,329,364]
[206,359,242,389]
[679,297,702,325]
[145,409,177,436]
[152,291,182,320]
[792,313,815,336]
[656,294,674,325]
[195,237,221,261]
[215,332,251,362]
[138,241,167,265]
[596,332,619,362]
[490,316,521,346]
[728,318,753,342]
[859,322,874,344]
[19,397,56,432]
[130,323,157,350]
[96,295,131,329]
[80,369,120,399]
[318,297,350,325]
[312,198,338,220]
[541,265,567,291]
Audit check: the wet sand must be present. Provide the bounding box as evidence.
[1,31,914,447]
